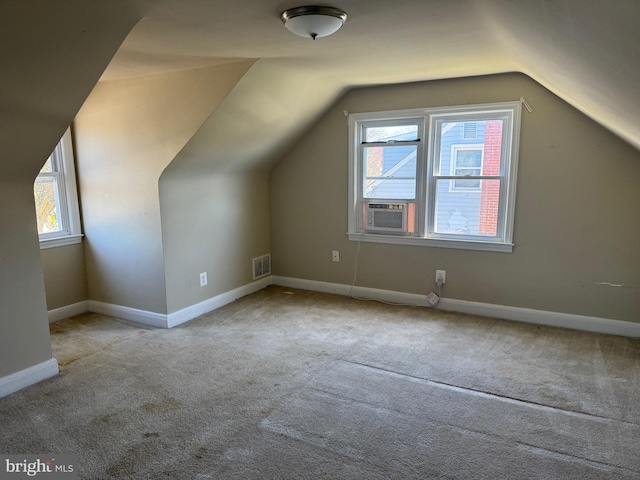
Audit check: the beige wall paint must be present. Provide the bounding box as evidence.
[0,1,139,379]
[41,244,88,311]
[160,170,270,313]
[158,58,335,315]
[166,58,350,173]
[73,61,254,314]
[0,182,54,376]
[270,73,640,323]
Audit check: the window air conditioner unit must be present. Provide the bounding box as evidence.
[364,202,413,233]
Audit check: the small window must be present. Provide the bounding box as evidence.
[34,128,82,248]
[348,102,521,252]
[450,146,483,191]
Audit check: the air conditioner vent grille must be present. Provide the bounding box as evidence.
[253,254,271,280]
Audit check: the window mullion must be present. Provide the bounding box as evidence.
[414,119,427,236]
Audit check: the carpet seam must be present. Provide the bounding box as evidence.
[341,359,640,428]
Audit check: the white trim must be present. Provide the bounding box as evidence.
[275,275,350,295]
[347,232,514,253]
[167,276,273,328]
[86,277,274,329]
[48,300,89,323]
[0,358,59,398]
[273,276,433,306]
[58,127,82,235]
[40,233,83,250]
[88,300,169,329]
[436,298,640,338]
[272,276,640,338]
[36,128,82,246]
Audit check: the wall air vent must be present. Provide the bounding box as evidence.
[252,254,271,280]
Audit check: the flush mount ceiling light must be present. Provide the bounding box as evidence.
[280,6,347,40]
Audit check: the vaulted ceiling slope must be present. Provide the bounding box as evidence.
[103,0,640,171]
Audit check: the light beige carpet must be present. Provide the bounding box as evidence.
[1,286,639,479]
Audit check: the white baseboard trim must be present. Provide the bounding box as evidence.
[272,276,434,307]
[48,301,90,323]
[88,300,169,329]
[0,358,59,398]
[86,277,274,329]
[272,276,640,338]
[167,276,273,328]
[436,298,640,338]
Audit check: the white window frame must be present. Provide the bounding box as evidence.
[348,102,521,253]
[360,117,424,202]
[36,127,82,249]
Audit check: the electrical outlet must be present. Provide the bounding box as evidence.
[332,250,340,262]
[199,272,208,287]
[435,270,446,286]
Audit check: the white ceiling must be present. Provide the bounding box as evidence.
[104,0,640,151]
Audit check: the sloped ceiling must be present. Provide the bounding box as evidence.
[105,0,640,171]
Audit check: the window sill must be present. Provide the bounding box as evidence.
[39,234,84,250]
[347,232,513,253]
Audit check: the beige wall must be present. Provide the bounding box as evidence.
[0,1,139,379]
[160,170,271,313]
[41,243,88,311]
[0,181,54,376]
[73,62,253,314]
[270,73,640,323]
[157,58,332,314]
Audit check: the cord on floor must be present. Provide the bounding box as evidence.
[349,241,428,307]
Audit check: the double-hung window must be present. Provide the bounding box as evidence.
[34,127,82,248]
[348,102,521,252]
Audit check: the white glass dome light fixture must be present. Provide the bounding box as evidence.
[280,6,347,40]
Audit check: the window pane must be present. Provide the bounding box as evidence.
[435,179,501,236]
[364,145,416,199]
[439,120,504,175]
[365,125,418,142]
[455,150,482,169]
[453,178,481,189]
[34,178,60,234]
[455,168,480,177]
[40,157,53,173]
